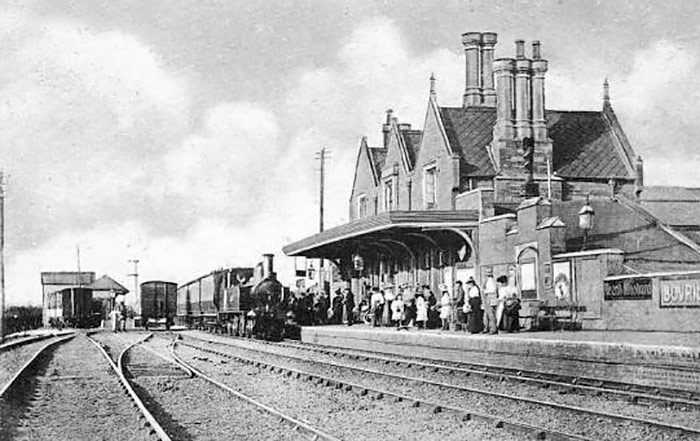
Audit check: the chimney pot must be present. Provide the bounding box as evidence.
[515,40,526,59]
[532,40,541,60]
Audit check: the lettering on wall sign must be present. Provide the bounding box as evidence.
[603,278,652,301]
[660,277,700,308]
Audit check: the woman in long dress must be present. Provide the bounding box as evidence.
[465,278,484,334]
[391,294,405,329]
[415,293,428,329]
[439,286,451,331]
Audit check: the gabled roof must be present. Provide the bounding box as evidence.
[548,110,633,179]
[88,275,129,294]
[367,146,387,180]
[439,107,496,176]
[401,129,423,170]
[436,106,636,180]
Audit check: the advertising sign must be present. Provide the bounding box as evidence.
[604,277,652,300]
[660,277,700,308]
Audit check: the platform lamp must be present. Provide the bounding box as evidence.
[578,196,595,251]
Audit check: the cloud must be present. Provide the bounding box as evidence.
[614,40,700,186]
[283,17,464,227]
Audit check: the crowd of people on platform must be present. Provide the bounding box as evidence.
[290,269,521,334]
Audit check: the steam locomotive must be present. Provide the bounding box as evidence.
[175,254,298,341]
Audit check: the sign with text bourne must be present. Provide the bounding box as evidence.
[660,277,700,308]
[604,277,652,300]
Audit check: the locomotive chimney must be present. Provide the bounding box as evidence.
[262,253,274,279]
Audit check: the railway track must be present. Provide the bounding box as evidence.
[181,333,700,441]
[0,333,163,441]
[116,332,339,440]
[272,337,700,408]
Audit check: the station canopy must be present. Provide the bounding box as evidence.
[283,210,479,260]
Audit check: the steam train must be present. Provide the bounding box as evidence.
[174,254,298,341]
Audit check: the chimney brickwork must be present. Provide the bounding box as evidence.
[480,32,498,106]
[462,32,482,107]
[487,38,554,203]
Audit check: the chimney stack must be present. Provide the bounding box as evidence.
[382,109,393,147]
[531,41,548,141]
[480,32,498,106]
[493,58,516,141]
[262,253,274,280]
[462,32,482,107]
[514,40,533,139]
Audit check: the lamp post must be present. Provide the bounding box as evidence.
[578,196,595,251]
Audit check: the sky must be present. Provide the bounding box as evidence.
[2,0,700,305]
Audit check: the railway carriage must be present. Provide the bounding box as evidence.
[45,287,100,328]
[140,281,177,329]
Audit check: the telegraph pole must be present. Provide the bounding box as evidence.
[128,259,139,315]
[315,148,330,291]
[317,147,326,233]
[0,173,5,341]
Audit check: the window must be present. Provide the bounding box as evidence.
[357,194,367,218]
[424,166,437,209]
[384,180,394,211]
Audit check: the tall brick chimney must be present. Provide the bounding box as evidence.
[480,32,498,106]
[514,40,533,139]
[531,41,548,141]
[382,109,393,148]
[462,32,482,107]
[493,58,515,141]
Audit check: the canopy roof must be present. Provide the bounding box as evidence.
[283,210,479,258]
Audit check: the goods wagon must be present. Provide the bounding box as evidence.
[140,281,177,329]
[45,287,100,328]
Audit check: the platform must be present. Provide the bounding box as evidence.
[301,325,700,393]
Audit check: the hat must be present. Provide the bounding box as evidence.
[438,283,448,292]
[484,267,493,276]
[466,277,476,285]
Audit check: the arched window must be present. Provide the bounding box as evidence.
[518,247,538,300]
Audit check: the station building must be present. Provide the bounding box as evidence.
[283,32,700,332]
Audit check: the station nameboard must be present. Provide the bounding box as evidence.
[660,277,700,308]
[604,278,652,301]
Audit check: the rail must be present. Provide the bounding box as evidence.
[86,333,171,441]
[170,336,342,441]
[178,336,589,441]
[182,334,700,439]
[271,336,700,408]
[0,334,75,399]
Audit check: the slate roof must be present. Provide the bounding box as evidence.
[553,199,700,272]
[437,106,635,180]
[547,110,632,179]
[638,186,700,228]
[439,107,496,176]
[88,275,129,294]
[367,147,387,180]
[401,130,423,169]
